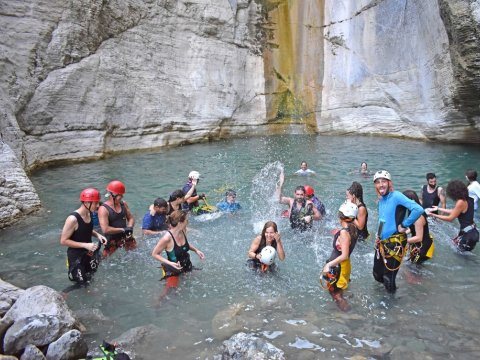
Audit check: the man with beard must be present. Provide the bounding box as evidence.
[276,169,321,231]
[373,170,423,293]
[420,173,446,214]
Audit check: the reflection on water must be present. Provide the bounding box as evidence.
[1,135,480,358]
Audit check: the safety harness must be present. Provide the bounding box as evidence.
[375,233,407,271]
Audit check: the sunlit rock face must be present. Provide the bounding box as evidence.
[1,0,267,171]
[318,0,479,141]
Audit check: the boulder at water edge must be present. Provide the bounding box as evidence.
[221,332,285,360]
[0,279,25,317]
[45,329,87,360]
[20,344,46,360]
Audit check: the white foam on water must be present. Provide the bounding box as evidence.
[284,319,307,326]
[262,330,284,339]
[288,337,325,351]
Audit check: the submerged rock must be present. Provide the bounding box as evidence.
[220,332,285,360]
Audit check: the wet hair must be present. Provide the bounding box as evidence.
[446,180,469,201]
[295,186,306,194]
[465,169,477,182]
[301,161,307,166]
[361,162,367,168]
[426,173,436,180]
[166,210,187,227]
[154,197,167,208]
[259,221,278,248]
[403,190,421,206]
[225,189,236,197]
[169,189,185,202]
[336,214,358,241]
[347,181,364,203]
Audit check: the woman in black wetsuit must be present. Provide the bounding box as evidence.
[152,210,205,295]
[428,180,478,252]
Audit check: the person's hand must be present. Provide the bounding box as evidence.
[98,234,107,245]
[304,215,312,223]
[170,261,183,270]
[123,227,133,237]
[196,250,205,260]
[198,193,206,200]
[397,224,407,233]
[87,242,98,252]
[274,232,281,242]
[191,178,198,186]
[322,264,330,274]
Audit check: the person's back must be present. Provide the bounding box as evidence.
[466,169,480,211]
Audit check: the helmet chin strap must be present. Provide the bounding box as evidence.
[82,202,93,211]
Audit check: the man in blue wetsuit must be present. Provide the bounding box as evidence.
[142,198,168,235]
[373,170,424,293]
[216,189,241,213]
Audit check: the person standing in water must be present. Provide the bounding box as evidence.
[402,190,434,264]
[247,221,285,272]
[346,181,369,241]
[276,169,321,231]
[420,173,446,213]
[304,185,326,217]
[428,180,479,252]
[98,180,136,257]
[321,201,358,312]
[373,170,424,293]
[60,188,107,284]
[151,210,205,298]
[182,171,206,213]
[465,169,480,212]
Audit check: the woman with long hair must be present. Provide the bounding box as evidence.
[346,181,369,241]
[428,180,478,251]
[152,210,205,296]
[247,221,285,272]
[321,201,358,312]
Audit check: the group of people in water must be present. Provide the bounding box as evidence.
[60,161,480,310]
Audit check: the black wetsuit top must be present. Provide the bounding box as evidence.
[67,212,93,259]
[166,230,192,272]
[289,200,313,231]
[101,202,127,241]
[408,213,432,256]
[421,185,440,209]
[252,240,278,267]
[458,197,475,232]
[327,227,357,262]
[357,203,369,239]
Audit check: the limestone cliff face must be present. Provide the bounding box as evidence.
[1,0,480,227]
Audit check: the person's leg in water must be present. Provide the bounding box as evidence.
[155,275,179,307]
[329,288,351,312]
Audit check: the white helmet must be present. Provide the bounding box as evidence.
[259,246,277,265]
[188,171,200,180]
[373,170,391,182]
[339,201,358,218]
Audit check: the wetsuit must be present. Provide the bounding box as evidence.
[357,203,369,241]
[102,202,136,256]
[421,185,440,210]
[67,212,99,283]
[248,240,278,271]
[311,196,326,216]
[407,213,434,264]
[162,230,193,277]
[326,227,358,290]
[373,191,423,292]
[216,201,241,212]
[182,182,198,212]
[289,200,313,232]
[455,197,478,251]
[142,211,167,232]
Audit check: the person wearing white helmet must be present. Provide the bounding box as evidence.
[182,171,206,213]
[321,201,358,312]
[373,170,424,293]
[247,221,285,272]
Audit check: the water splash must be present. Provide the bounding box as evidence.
[250,161,284,233]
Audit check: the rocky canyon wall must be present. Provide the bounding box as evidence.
[1,0,480,227]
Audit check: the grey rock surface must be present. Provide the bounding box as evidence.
[45,329,87,360]
[0,142,41,229]
[19,344,46,360]
[221,332,285,360]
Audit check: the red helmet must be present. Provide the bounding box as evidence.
[304,185,314,196]
[106,180,126,195]
[80,188,100,202]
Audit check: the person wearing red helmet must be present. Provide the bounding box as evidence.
[304,185,326,217]
[60,188,107,285]
[275,168,321,232]
[98,180,136,256]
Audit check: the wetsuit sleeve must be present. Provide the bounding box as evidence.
[142,212,152,230]
[395,192,424,228]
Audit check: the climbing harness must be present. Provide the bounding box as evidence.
[375,233,407,271]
